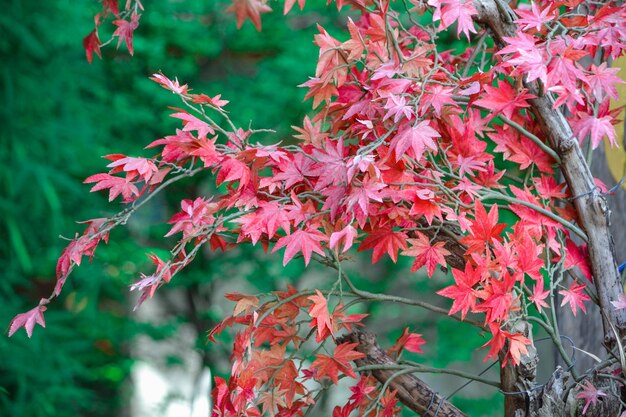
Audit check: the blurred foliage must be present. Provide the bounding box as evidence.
[1,0,500,416]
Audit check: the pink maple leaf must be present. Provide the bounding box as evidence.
[559,282,591,316]
[272,228,328,265]
[516,2,554,31]
[329,225,358,253]
[586,62,624,101]
[571,111,617,149]
[170,111,215,139]
[112,12,141,55]
[150,72,189,95]
[576,381,606,415]
[389,120,440,161]
[84,173,140,202]
[440,0,478,39]
[8,299,49,338]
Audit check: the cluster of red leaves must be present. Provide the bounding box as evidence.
[11,0,626,415]
[208,287,425,417]
[83,0,144,63]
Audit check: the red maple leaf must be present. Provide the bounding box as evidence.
[474,81,535,119]
[563,239,592,281]
[476,272,515,323]
[357,225,408,263]
[272,228,327,266]
[227,0,272,31]
[308,290,333,342]
[309,342,365,384]
[437,263,483,319]
[83,29,102,63]
[401,232,450,276]
[461,201,506,252]
[215,156,251,191]
[388,327,426,355]
[112,12,141,55]
[505,332,531,366]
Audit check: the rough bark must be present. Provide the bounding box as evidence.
[337,331,467,417]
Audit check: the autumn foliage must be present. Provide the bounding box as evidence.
[10,0,626,416]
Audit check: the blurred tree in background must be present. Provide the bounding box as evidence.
[1,1,500,416]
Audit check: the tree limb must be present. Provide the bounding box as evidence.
[337,331,467,417]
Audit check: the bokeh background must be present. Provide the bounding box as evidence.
[0,1,502,416]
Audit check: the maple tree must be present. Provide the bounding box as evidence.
[9,0,626,416]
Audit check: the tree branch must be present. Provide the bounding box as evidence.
[337,331,468,417]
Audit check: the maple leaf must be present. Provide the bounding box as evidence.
[474,81,535,119]
[329,225,358,253]
[559,282,591,316]
[571,111,617,149]
[331,305,367,333]
[309,342,365,384]
[236,201,291,244]
[516,2,554,31]
[227,0,272,31]
[309,139,348,190]
[342,17,365,61]
[437,0,478,39]
[258,388,287,417]
[150,72,189,95]
[8,299,49,338]
[529,280,550,313]
[84,173,140,202]
[506,332,531,366]
[112,12,141,55]
[106,155,158,182]
[191,93,229,108]
[272,153,316,189]
[225,293,259,316]
[401,232,450,276]
[576,381,607,415]
[563,239,592,281]
[272,227,328,266]
[421,84,456,117]
[83,29,102,63]
[437,263,483,319]
[586,62,624,101]
[389,120,440,162]
[476,272,515,323]
[284,0,305,14]
[215,156,251,191]
[170,111,214,139]
[460,201,506,252]
[357,226,408,263]
[308,290,333,342]
[389,327,426,354]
